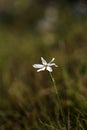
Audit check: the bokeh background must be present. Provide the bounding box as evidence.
[0,0,87,129]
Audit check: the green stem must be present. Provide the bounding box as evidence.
[49,72,66,128]
[49,72,58,94]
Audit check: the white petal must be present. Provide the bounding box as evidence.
[33,64,44,68]
[46,66,52,72]
[49,58,55,63]
[48,63,58,67]
[37,67,45,72]
[41,57,47,65]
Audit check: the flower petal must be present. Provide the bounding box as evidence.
[37,67,45,72]
[48,63,58,67]
[46,66,52,72]
[33,64,44,68]
[49,58,55,63]
[41,57,47,65]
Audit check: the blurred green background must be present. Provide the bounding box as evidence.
[0,0,87,129]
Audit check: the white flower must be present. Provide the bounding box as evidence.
[33,57,58,72]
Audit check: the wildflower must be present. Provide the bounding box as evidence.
[33,57,58,72]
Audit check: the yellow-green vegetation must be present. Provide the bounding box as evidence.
[0,5,87,130]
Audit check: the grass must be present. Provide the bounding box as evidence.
[0,8,87,129]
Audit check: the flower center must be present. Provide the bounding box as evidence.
[45,64,48,68]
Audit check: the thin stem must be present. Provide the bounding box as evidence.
[49,72,58,94]
[49,72,66,128]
